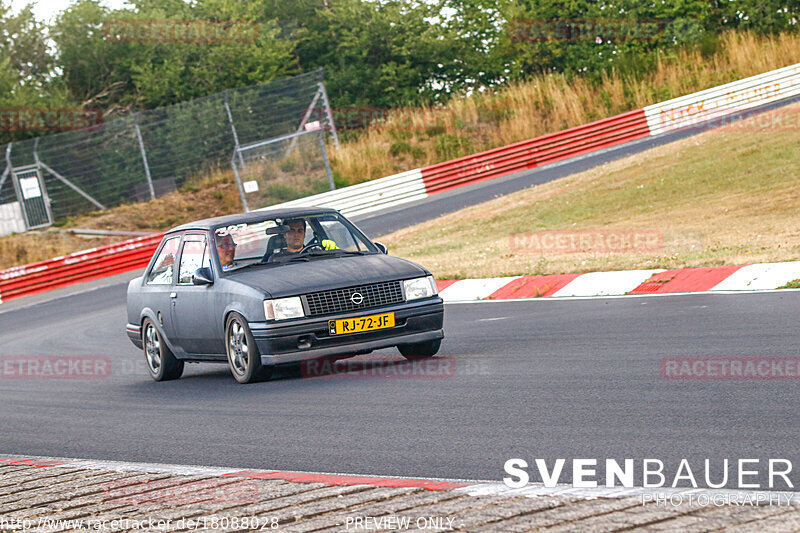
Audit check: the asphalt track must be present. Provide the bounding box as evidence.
[1,282,799,489]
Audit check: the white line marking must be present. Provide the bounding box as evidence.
[442,287,800,304]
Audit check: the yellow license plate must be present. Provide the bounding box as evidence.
[329,312,395,335]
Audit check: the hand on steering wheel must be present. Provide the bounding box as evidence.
[299,242,324,253]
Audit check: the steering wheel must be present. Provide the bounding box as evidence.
[299,242,324,253]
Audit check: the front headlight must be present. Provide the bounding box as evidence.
[264,297,305,320]
[403,276,437,301]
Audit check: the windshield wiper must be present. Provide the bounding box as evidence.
[299,249,370,258]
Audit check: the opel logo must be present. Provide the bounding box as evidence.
[350,292,364,305]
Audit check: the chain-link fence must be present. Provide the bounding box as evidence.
[0,69,337,236]
[232,128,335,212]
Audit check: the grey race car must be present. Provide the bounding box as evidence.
[125,208,444,383]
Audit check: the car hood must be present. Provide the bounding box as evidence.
[225,253,428,297]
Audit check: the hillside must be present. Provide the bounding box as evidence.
[379,103,800,278]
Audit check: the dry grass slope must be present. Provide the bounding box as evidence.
[330,31,800,185]
[380,103,800,279]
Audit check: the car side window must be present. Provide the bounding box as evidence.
[146,236,180,285]
[178,235,210,285]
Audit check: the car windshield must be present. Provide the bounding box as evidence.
[213,213,378,272]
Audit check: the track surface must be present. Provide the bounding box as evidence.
[1,284,798,488]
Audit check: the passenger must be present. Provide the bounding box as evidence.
[216,233,237,270]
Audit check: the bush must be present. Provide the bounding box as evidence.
[434,134,473,160]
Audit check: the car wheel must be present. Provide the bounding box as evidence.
[398,339,441,360]
[226,313,273,384]
[142,318,184,381]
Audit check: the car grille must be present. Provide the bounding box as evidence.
[304,281,404,316]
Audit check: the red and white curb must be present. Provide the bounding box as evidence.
[1,455,797,505]
[436,261,800,302]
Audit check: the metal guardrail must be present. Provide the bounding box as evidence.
[420,109,650,195]
[0,234,163,303]
[644,63,800,135]
[270,168,426,218]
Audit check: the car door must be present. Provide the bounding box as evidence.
[141,234,183,355]
[170,232,220,358]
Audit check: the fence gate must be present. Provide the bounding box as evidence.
[11,165,53,229]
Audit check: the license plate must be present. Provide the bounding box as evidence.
[329,312,395,335]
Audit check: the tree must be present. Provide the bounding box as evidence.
[0,2,71,143]
[51,0,297,113]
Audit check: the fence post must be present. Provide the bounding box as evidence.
[224,94,245,169]
[318,130,336,190]
[0,143,11,191]
[319,81,339,148]
[230,151,249,212]
[134,115,156,200]
[32,138,55,226]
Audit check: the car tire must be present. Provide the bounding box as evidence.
[142,318,184,381]
[398,339,441,360]
[226,312,273,384]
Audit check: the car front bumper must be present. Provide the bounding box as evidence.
[249,297,444,365]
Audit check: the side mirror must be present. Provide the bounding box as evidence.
[374,242,388,254]
[192,267,214,286]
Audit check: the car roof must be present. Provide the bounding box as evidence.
[166,206,340,233]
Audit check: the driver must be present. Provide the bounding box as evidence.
[285,219,337,253]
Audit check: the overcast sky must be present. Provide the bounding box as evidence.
[10,0,131,22]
